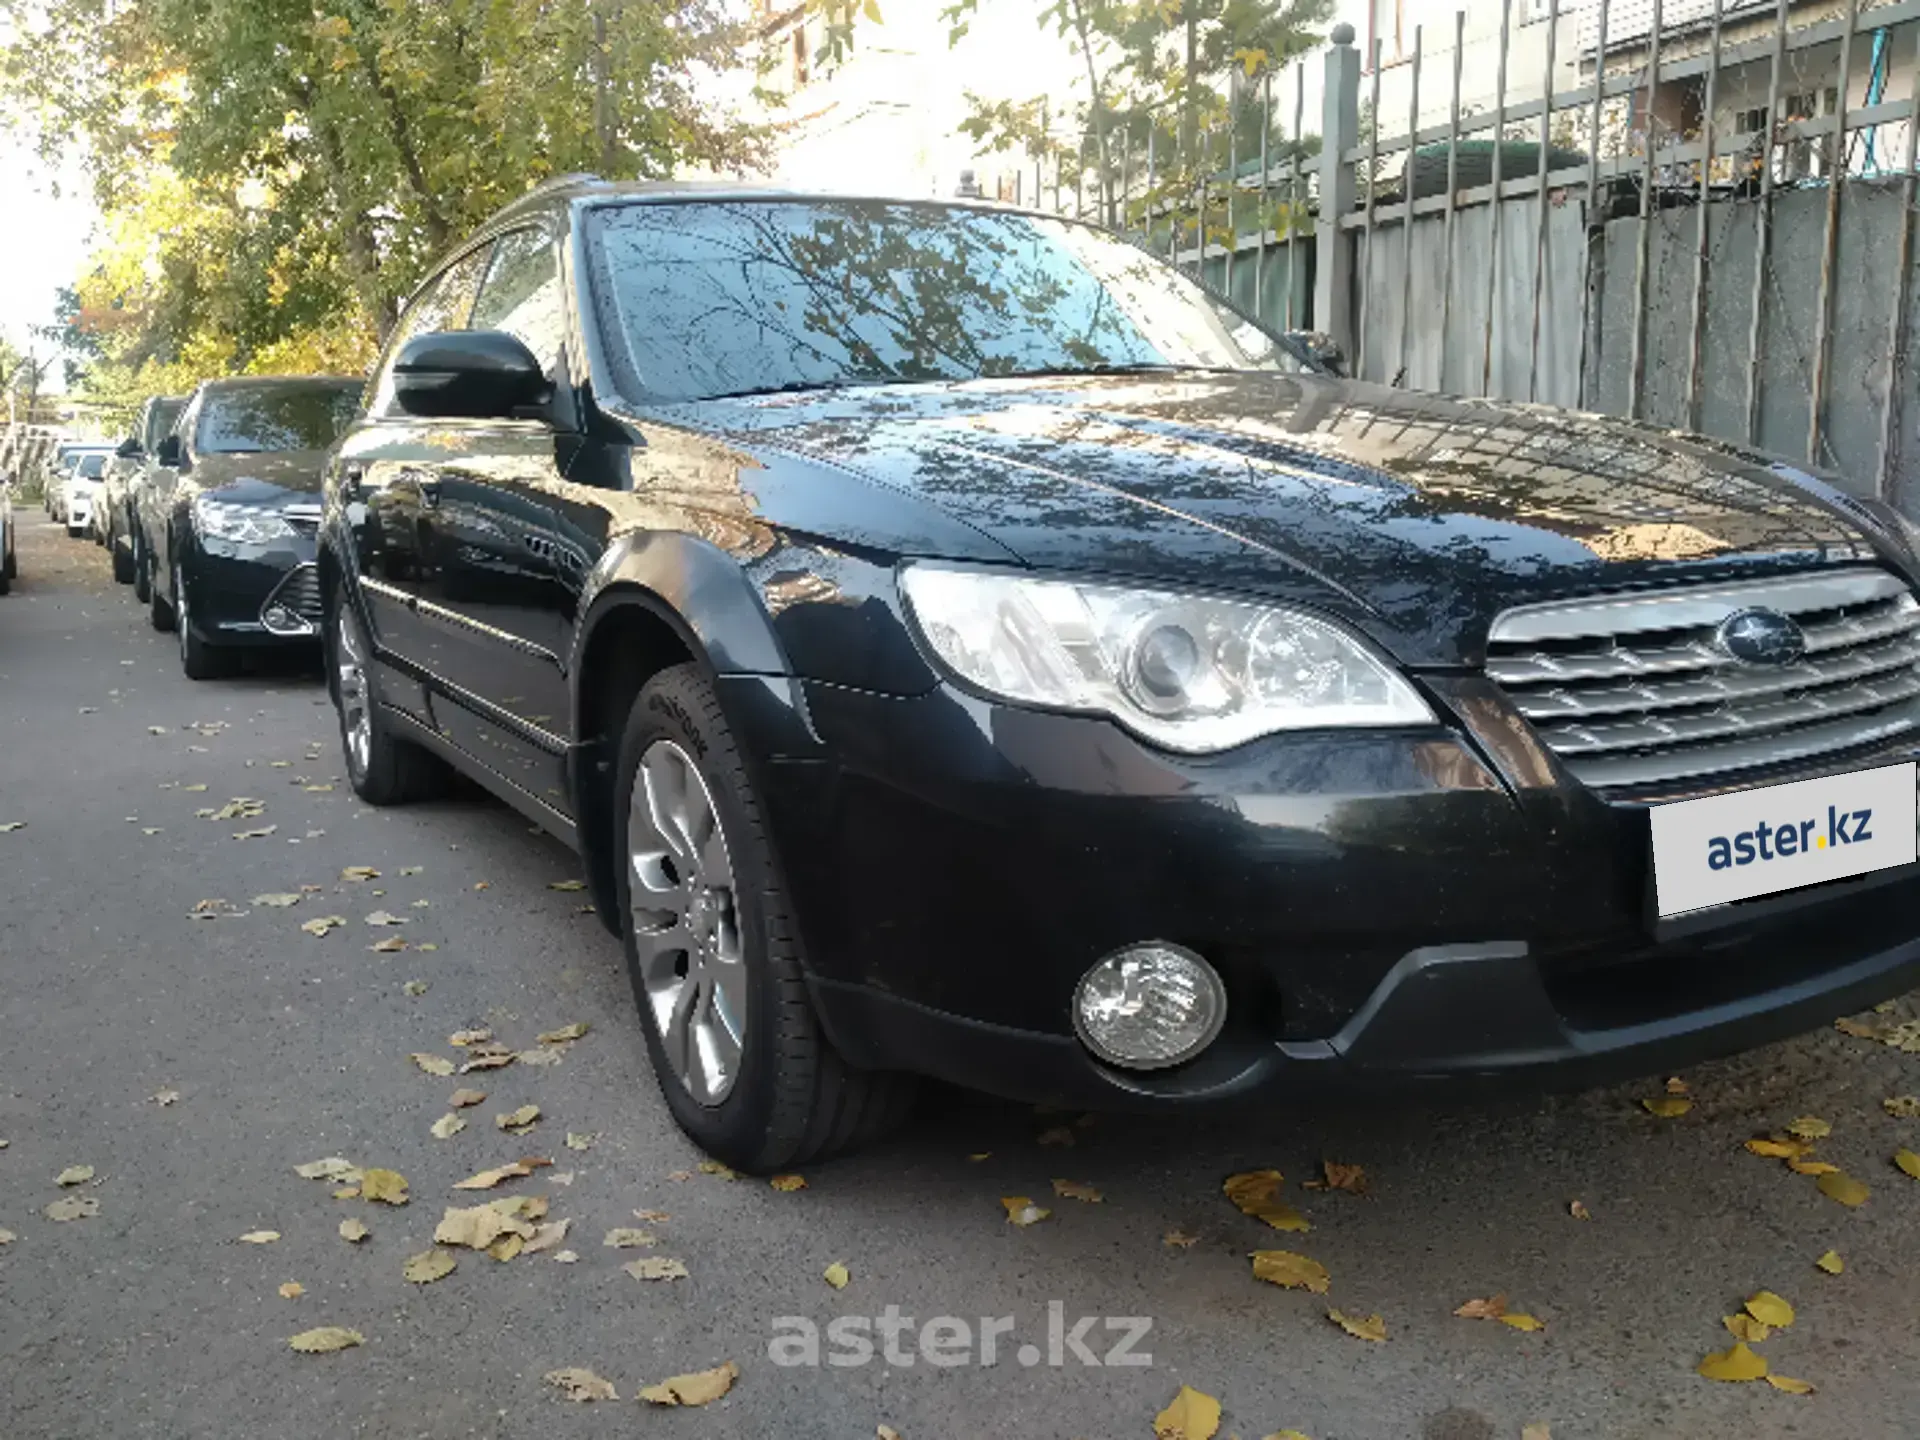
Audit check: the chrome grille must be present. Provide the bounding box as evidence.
[1486,569,1920,791]
[261,563,323,635]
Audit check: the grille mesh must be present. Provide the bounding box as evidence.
[262,564,323,632]
[1485,569,1920,791]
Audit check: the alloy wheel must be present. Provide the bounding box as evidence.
[334,608,373,778]
[628,739,746,1106]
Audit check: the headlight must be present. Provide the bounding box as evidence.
[194,496,295,546]
[898,565,1433,752]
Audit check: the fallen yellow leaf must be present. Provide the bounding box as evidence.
[1318,1160,1369,1194]
[453,1161,544,1191]
[430,1114,466,1140]
[824,1261,851,1289]
[1163,1228,1201,1248]
[1453,1295,1507,1319]
[548,879,587,891]
[239,1230,280,1245]
[1642,1096,1692,1118]
[538,1022,590,1044]
[1787,1157,1840,1175]
[294,1157,358,1181]
[341,866,379,881]
[1698,1342,1768,1382]
[56,1165,94,1187]
[44,1196,97,1222]
[1723,1314,1771,1343]
[1786,1116,1832,1140]
[278,1282,303,1299]
[1883,1095,1920,1118]
[1746,1137,1811,1159]
[545,1368,617,1402]
[409,1053,455,1077]
[1001,1196,1051,1226]
[1153,1384,1222,1440]
[448,1089,486,1108]
[288,1327,363,1354]
[403,1248,457,1283]
[1328,1309,1387,1342]
[769,1174,807,1192]
[496,1105,540,1135]
[1745,1291,1795,1329]
[604,1227,658,1248]
[338,1219,369,1243]
[1766,1375,1816,1395]
[1224,1169,1312,1232]
[1499,1313,1545,1332]
[459,1052,515,1074]
[1569,1199,1591,1221]
[625,1256,689,1281]
[1816,1171,1870,1207]
[1894,1148,1920,1180]
[697,1160,738,1179]
[637,1361,738,1407]
[448,1028,493,1047]
[486,1233,524,1261]
[1250,1250,1330,1293]
[360,1168,409,1205]
[1815,1249,1844,1274]
[1052,1179,1103,1203]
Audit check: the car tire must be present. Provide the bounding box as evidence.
[132,530,152,603]
[174,559,232,680]
[147,544,175,632]
[328,590,446,805]
[614,663,915,1172]
[111,529,135,585]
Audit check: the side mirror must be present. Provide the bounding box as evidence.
[393,330,550,420]
[155,435,184,468]
[116,436,142,458]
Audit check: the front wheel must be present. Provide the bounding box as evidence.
[111,523,135,584]
[328,591,445,805]
[132,529,152,602]
[175,559,232,680]
[614,663,914,1171]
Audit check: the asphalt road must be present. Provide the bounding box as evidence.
[3,514,1920,1440]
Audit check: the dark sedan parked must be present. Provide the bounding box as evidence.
[320,180,1920,1172]
[107,393,187,585]
[146,376,363,679]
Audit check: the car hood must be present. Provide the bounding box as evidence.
[191,450,329,506]
[651,372,1915,666]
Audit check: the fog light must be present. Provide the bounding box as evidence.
[1073,943,1226,1070]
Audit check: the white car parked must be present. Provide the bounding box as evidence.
[63,450,111,539]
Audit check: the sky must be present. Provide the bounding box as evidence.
[0,142,95,386]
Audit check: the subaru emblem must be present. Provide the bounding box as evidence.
[1716,608,1807,667]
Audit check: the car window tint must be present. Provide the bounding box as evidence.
[76,454,107,478]
[196,383,366,454]
[145,399,185,451]
[470,227,566,374]
[370,245,494,416]
[586,200,1307,403]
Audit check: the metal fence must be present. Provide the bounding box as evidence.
[1036,2,1920,515]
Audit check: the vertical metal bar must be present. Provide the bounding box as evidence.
[1038,98,1049,216]
[1874,28,1920,499]
[1359,38,1384,381]
[1479,0,1513,397]
[1195,126,1209,275]
[1526,0,1560,403]
[1626,0,1664,421]
[1684,0,1725,432]
[1398,26,1424,388]
[1076,135,1087,219]
[1744,0,1790,445]
[1438,10,1466,392]
[1227,104,1240,298]
[1288,65,1305,329]
[1575,0,1609,409]
[1807,0,1860,467]
[1257,74,1271,317]
[1120,118,1133,236]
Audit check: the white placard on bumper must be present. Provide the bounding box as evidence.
[1650,762,1918,918]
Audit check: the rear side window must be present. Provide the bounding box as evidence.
[144,399,185,451]
[470,227,566,376]
[369,245,494,417]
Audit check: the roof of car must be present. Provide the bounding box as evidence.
[484,175,1049,231]
[194,375,363,394]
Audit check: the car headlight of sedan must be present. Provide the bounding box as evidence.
[194,496,296,546]
[898,565,1433,752]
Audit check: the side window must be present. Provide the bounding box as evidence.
[369,245,494,418]
[470,227,566,376]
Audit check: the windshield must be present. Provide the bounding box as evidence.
[196,382,364,454]
[75,454,107,479]
[586,200,1307,404]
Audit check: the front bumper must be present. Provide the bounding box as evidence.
[183,537,323,648]
[724,676,1920,1107]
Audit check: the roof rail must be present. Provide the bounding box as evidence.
[527,172,606,197]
